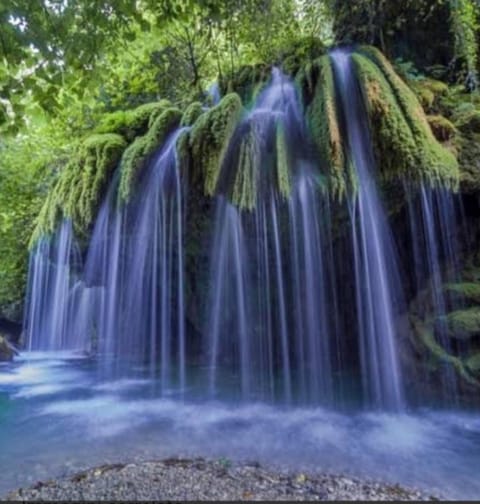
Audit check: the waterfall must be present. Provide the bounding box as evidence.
[24,219,90,352]
[205,68,337,403]
[406,184,466,402]
[331,50,405,410]
[25,129,188,392]
[22,56,470,410]
[85,128,187,386]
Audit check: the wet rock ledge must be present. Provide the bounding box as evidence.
[4,458,438,501]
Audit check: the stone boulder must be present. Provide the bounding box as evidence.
[0,334,18,362]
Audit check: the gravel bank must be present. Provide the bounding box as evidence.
[4,458,438,501]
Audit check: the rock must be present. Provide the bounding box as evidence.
[0,334,18,361]
[427,115,456,142]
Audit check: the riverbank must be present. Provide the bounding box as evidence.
[4,458,437,501]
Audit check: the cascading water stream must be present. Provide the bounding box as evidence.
[25,128,188,394]
[22,55,471,411]
[86,128,188,387]
[406,184,467,402]
[24,219,90,352]
[205,68,336,404]
[331,50,405,410]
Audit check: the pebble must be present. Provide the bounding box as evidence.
[4,458,439,501]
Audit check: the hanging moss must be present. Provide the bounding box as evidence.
[118,107,182,203]
[231,125,258,210]
[276,122,291,199]
[95,101,171,142]
[189,93,243,197]
[30,133,126,246]
[176,129,191,179]
[305,56,350,199]
[295,60,316,100]
[354,47,459,188]
[181,102,204,127]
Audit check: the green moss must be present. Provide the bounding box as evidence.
[466,353,480,373]
[231,126,257,210]
[277,36,325,76]
[355,47,459,188]
[457,132,480,193]
[413,318,479,386]
[455,110,480,135]
[295,60,316,98]
[440,307,480,339]
[410,78,448,112]
[444,282,480,304]
[276,122,291,198]
[189,93,243,196]
[305,55,350,199]
[30,133,126,245]
[412,85,436,111]
[118,107,182,202]
[176,129,191,180]
[353,53,419,181]
[219,65,270,103]
[181,102,204,127]
[426,115,457,142]
[95,101,171,142]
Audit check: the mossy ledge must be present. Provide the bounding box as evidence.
[181,102,204,127]
[118,107,182,203]
[303,55,351,199]
[354,46,459,189]
[95,101,172,142]
[189,93,244,197]
[30,133,126,246]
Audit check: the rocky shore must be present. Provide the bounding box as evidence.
[4,458,438,501]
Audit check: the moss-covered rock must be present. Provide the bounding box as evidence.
[444,282,480,304]
[231,127,258,210]
[412,318,479,386]
[304,55,350,199]
[95,101,171,142]
[275,122,291,199]
[427,115,457,142]
[456,123,480,194]
[118,107,182,202]
[466,352,480,373]
[181,102,204,127]
[354,46,459,188]
[189,93,244,196]
[0,334,17,361]
[439,307,480,339]
[410,78,449,112]
[219,65,270,104]
[455,110,480,135]
[31,133,126,244]
[276,36,325,76]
